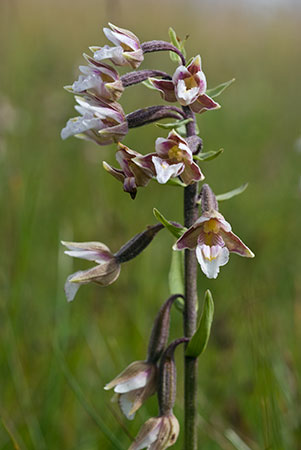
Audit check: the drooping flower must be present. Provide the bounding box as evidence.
[91,23,143,69]
[151,129,204,185]
[128,414,179,450]
[149,55,220,114]
[62,225,164,302]
[61,96,128,145]
[65,56,124,102]
[128,337,188,450]
[104,295,181,419]
[103,142,154,199]
[61,241,121,302]
[173,184,255,279]
[105,361,157,420]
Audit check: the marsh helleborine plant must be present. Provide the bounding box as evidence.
[61,23,255,449]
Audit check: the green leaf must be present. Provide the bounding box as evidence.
[206,78,235,98]
[168,27,181,63]
[153,208,186,238]
[177,121,200,137]
[142,79,159,91]
[155,118,193,130]
[168,27,187,63]
[216,183,248,201]
[194,148,224,162]
[169,250,185,312]
[186,290,214,358]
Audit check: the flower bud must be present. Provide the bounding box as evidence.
[105,361,157,420]
[158,338,189,416]
[115,223,163,263]
[201,183,218,213]
[147,294,184,363]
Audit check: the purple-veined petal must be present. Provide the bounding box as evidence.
[176,79,200,105]
[149,78,177,103]
[220,230,255,257]
[187,55,202,75]
[152,156,183,184]
[104,23,141,51]
[190,93,221,114]
[103,161,125,183]
[180,160,204,185]
[61,241,113,263]
[196,244,229,279]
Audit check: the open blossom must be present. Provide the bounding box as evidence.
[129,414,179,450]
[150,55,220,114]
[103,143,154,199]
[173,184,254,279]
[105,361,157,420]
[91,23,143,69]
[66,56,124,102]
[61,96,128,145]
[150,129,204,185]
[62,241,121,302]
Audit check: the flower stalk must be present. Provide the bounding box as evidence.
[183,109,199,450]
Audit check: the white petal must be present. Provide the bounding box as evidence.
[135,426,160,450]
[114,372,148,393]
[61,116,101,139]
[119,393,136,421]
[64,272,87,302]
[152,157,183,184]
[93,45,125,65]
[176,80,199,105]
[196,245,229,279]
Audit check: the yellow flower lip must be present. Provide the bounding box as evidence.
[203,218,220,234]
[168,145,183,162]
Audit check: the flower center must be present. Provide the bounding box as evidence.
[168,145,183,162]
[203,219,220,234]
[184,75,198,90]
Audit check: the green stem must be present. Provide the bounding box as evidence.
[183,107,199,450]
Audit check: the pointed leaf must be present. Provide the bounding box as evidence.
[215,183,248,201]
[169,250,185,312]
[194,148,224,162]
[186,290,214,358]
[153,208,186,239]
[177,121,200,137]
[168,27,187,63]
[142,79,160,91]
[206,78,235,98]
[155,118,193,130]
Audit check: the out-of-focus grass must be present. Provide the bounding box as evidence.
[0,0,300,448]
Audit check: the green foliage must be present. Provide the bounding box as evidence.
[186,290,214,358]
[168,27,187,63]
[168,251,185,311]
[206,78,235,98]
[153,208,186,238]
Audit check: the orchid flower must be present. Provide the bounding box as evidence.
[91,23,143,69]
[150,55,220,114]
[105,361,157,420]
[61,241,121,302]
[129,413,179,450]
[152,129,204,185]
[65,56,124,102]
[103,143,154,199]
[61,96,128,145]
[173,184,254,279]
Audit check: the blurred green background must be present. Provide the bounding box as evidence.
[1,0,301,448]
